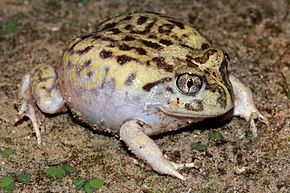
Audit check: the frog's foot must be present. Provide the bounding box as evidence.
[120,120,185,180]
[229,75,269,137]
[15,64,66,146]
[15,73,43,146]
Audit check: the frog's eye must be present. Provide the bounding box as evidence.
[176,73,202,96]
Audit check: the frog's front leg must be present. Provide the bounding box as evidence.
[229,75,268,136]
[120,120,185,180]
[16,64,66,146]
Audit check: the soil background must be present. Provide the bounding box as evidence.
[0,0,289,192]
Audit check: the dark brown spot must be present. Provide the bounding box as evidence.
[152,57,173,72]
[158,23,174,33]
[87,71,93,78]
[125,24,133,30]
[159,39,173,46]
[137,16,148,25]
[146,60,150,67]
[131,20,156,34]
[102,22,117,30]
[201,43,210,50]
[207,85,227,109]
[195,49,217,64]
[75,45,94,55]
[108,28,121,35]
[122,35,135,41]
[116,55,134,65]
[135,47,147,55]
[124,73,136,86]
[204,70,210,76]
[169,19,185,29]
[67,38,86,54]
[99,50,113,59]
[142,77,172,92]
[107,44,116,48]
[100,36,116,42]
[123,15,133,21]
[140,40,162,49]
[182,34,188,38]
[171,34,181,41]
[119,43,132,51]
[83,59,91,67]
[166,86,174,93]
[148,35,157,39]
[92,35,101,40]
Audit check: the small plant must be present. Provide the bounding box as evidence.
[208,130,224,142]
[45,163,78,179]
[1,148,14,158]
[0,172,31,193]
[45,163,104,191]
[73,177,104,193]
[191,130,225,151]
[191,142,207,151]
[281,72,290,99]
[0,19,16,35]
[81,0,91,4]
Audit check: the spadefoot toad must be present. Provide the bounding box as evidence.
[17,11,267,180]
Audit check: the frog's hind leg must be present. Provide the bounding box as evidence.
[16,64,66,146]
[120,120,185,180]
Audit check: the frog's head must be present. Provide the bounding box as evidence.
[161,48,234,118]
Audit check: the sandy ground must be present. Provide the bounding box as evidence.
[0,0,289,192]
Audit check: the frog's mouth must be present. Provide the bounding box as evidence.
[157,105,233,119]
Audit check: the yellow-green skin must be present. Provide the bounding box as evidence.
[31,11,234,136]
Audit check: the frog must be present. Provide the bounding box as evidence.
[16,11,267,180]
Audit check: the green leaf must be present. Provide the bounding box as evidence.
[82,0,91,4]
[0,177,14,188]
[84,181,95,193]
[1,148,14,158]
[72,178,86,190]
[45,166,66,179]
[208,130,224,141]
[63,164,78,175]
[17,172,31,184]
[4,181,16,193]
[281,72,290,99]
[191,142,207,151]
[88,178,104,189]
[0,19,16,35]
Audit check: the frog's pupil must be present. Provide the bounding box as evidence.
[187,79,194,89]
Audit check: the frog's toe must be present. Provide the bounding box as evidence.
[120,120,185,180]
[16,73,42,146]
